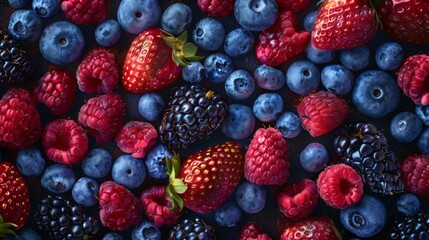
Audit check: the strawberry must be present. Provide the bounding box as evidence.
[401,154,429,198]
[197,0,234,17]
[397,54,429,105]
[122,29,202,94]
[276,0,309,12]
[115,121,158,159]
[312,0,377,50]
[61,0,107,25]
[280,216,342,240]
[278,178,319,219]
[167,142,244,213]
[239,223,272,240]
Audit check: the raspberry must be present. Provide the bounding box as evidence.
[115,121,158,159]
[317,164,364,209]
[42,119,88,165]
[239,223,272,240]
[61,0,107,25]
[276,0,309,12]
[77,48,118,94]
[397,54,429,105]
[34,69,77,115]
[197,0,234,17]
[78,93,125,144]
[401,154,429,198]
[298,91,349,137]
[278,179,319,219]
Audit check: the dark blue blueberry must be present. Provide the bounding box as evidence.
[138,93,165,121]
[72,177,99,207]
[95,19,121,47]
[192,17,225,51]
[3,227,42,240]
[303,10,317,32]
[234,0,278,31]
[390,111,422,143]
[416,105,429,126]
[39,21,85,65]
[117,0,161,34]
[375,42,403,71]
[82,148,113,178]
[340,195,387,238]
[8,0,29,9]
[204,53,233,84]
[161,3,192,35]
[397,193,420,217]
[132,220,161,240]
[340,45,370,70]
[417,128,429,154]
[299,143,329,173]
[215,201,242,227]
[182,61,204,83]
[305,42,335,64]
[144,144,172,180]
[225,70,255,100]
[253,93,283,122]
[8,10,42,42]
[16,146,45,177]
[236,181,266,213]
[221,104,255,140]
[275,112,301,139]
[103,232,124,240]
[41,164,76,194]
[286,60,320,96]
[224,28,255,57]
[32,0,60,18]
[321,64,354,95]
[254,64,285,90]
[112,155,146,189]
[352,70,400,119]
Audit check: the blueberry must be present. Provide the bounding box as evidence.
[32,0,60,18]
[16,146,45,177]
[236,181,266,213]
[39,21,85,65]
[144,144,173,179]
[305,42,335,64]
[375,42,403,71]
[224,28,255,57]
[138,93,165,121]
[8,0,29,8]
[340,195,387,238]
[321,64,354,95]
[303,10,317,32]
[390,111,422,143]
[95,19,121,47]
[182,61,204,83]
[4,227,42,240]
[192,17,225,51]
[161,3,192,35]
[72,177,99,207]
[286,60,320,96]
[275,112,301,138]
[8,10,42,42]
[299,143,329,173]
[234,0,278,31]
[254,65,285,90]
[82,148,113,178]
[204,53,234,84]
[340,45,370,71]
[253,93,283,122]
[215,201,242,227]
[117,0,161,34]
[352,70,400,119]
[132,220,161,240]
[112,155,146,189]
[416,105,429,126]
[41,164,76,194]
[225,70,255,100]
[417,128,429,154]
[221,104,256,140]
[397,193,420,217]
[103,232,124,240]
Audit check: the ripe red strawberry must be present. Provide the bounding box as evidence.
[397,54,429,105]
[276,0,309,12]
[239,222,272,240]
[98,181,142,231]
[122,28,202,93]
[115,121,158,159]
[377,0,429,44]
[278,178,319,219]
[0,162,30,234]
[312,0,377,50]
[61,0,107,25]
[77,48,118,94]
[167,142,244,213]
[140,185,181,227]
[401,154,429,198]
[78,92,125,144]
[0,88,41,149]
[245,127,290,186]
[256,11,310,66]
[197,0,234,17]
[280,216,341,240]
[297,91,349,137]
[317,164,364,209]
[42,119,88,165]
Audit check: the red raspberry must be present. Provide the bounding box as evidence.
[276,0,309,12]
[239,222,272,240]
[317,164,364,209]
[78,93,125,144]
[34,69,77,115]
[397,54,429,105]
[197,0,234,17]
[297,91,349,137]
[0,88,41,149]
[61,0,107,25]
[277,178,318,219]
[140,185,181,227]
[245,127,290,186]
[77,48,118,94]
[42,119,88,165]
[115,121,158,158]
[401,154,429,198]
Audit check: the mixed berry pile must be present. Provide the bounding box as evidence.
[0,0,429,239]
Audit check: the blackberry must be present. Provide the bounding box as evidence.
[168,218,217,240]
[389,212,429,240]
[34,195,99,240]
[0,29,32,84]
[334,123,404,195]
[159,84,228,150]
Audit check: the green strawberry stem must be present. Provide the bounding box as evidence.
[166,153,188,211]
[161,30,204,67]
[0,215,17,238]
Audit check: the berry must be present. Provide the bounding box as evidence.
[224,28,255,57]
[281,216,341,240]
[276,112,301,139]
[112,155,146,189]
[375,42,404,71]
[397,193,420,217]
[303,10,317,32]
[116,121,157,159]
[7,227,41,240]
[389,212,429,240]
[192,17,225,51]
[198,0,234,17]
[221,104,256,140]
[417,128,429,154]
[117,0,161,34]
[161,3,192,35]
[138,93,166,122]
[61,0,107,25]
[276,0,308,11]
[8,10,42,42]
[225,69,255,100]
[132,220,161,240]
[72,177,99,207]
[168,218,216,240]
[253,93,284,122]
[390,111,423,143]
[236,181,267,213]
[144,144,172,180]
[8,0,29,8]
[254,64,285,91]
[182,61,204,83]
[103,232,123,240]
[278,179,318,219]
[215,201,242,227]
[239,223,272,240]
[286,60,320,96]
[416,105,429,126]
[300,143,329,173]
[340,45,370,71]
[41,164,76,194]
[401,154,429,198]
[82,148,113,179]
[397,54,429,105]
[305,42,335,64]
[321,64,354,95]
[32,0,60,18]
[234,0,278,31]
[95,19,121,47]
[16,146,45,177]
[204,53,234,84]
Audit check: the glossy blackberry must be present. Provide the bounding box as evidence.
[0,29,32,84]
[159,85,228,150]
[168,218,217,240]
[34,195,99,240]
[389,212,429,240]
[334,123,404,195]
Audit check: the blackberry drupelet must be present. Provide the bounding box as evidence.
[389,212,429,240]
[0,29,32,84]
[334,123,404,195]
[34,195,99,240]
[168,218,217,240]
[159,84,228,150]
